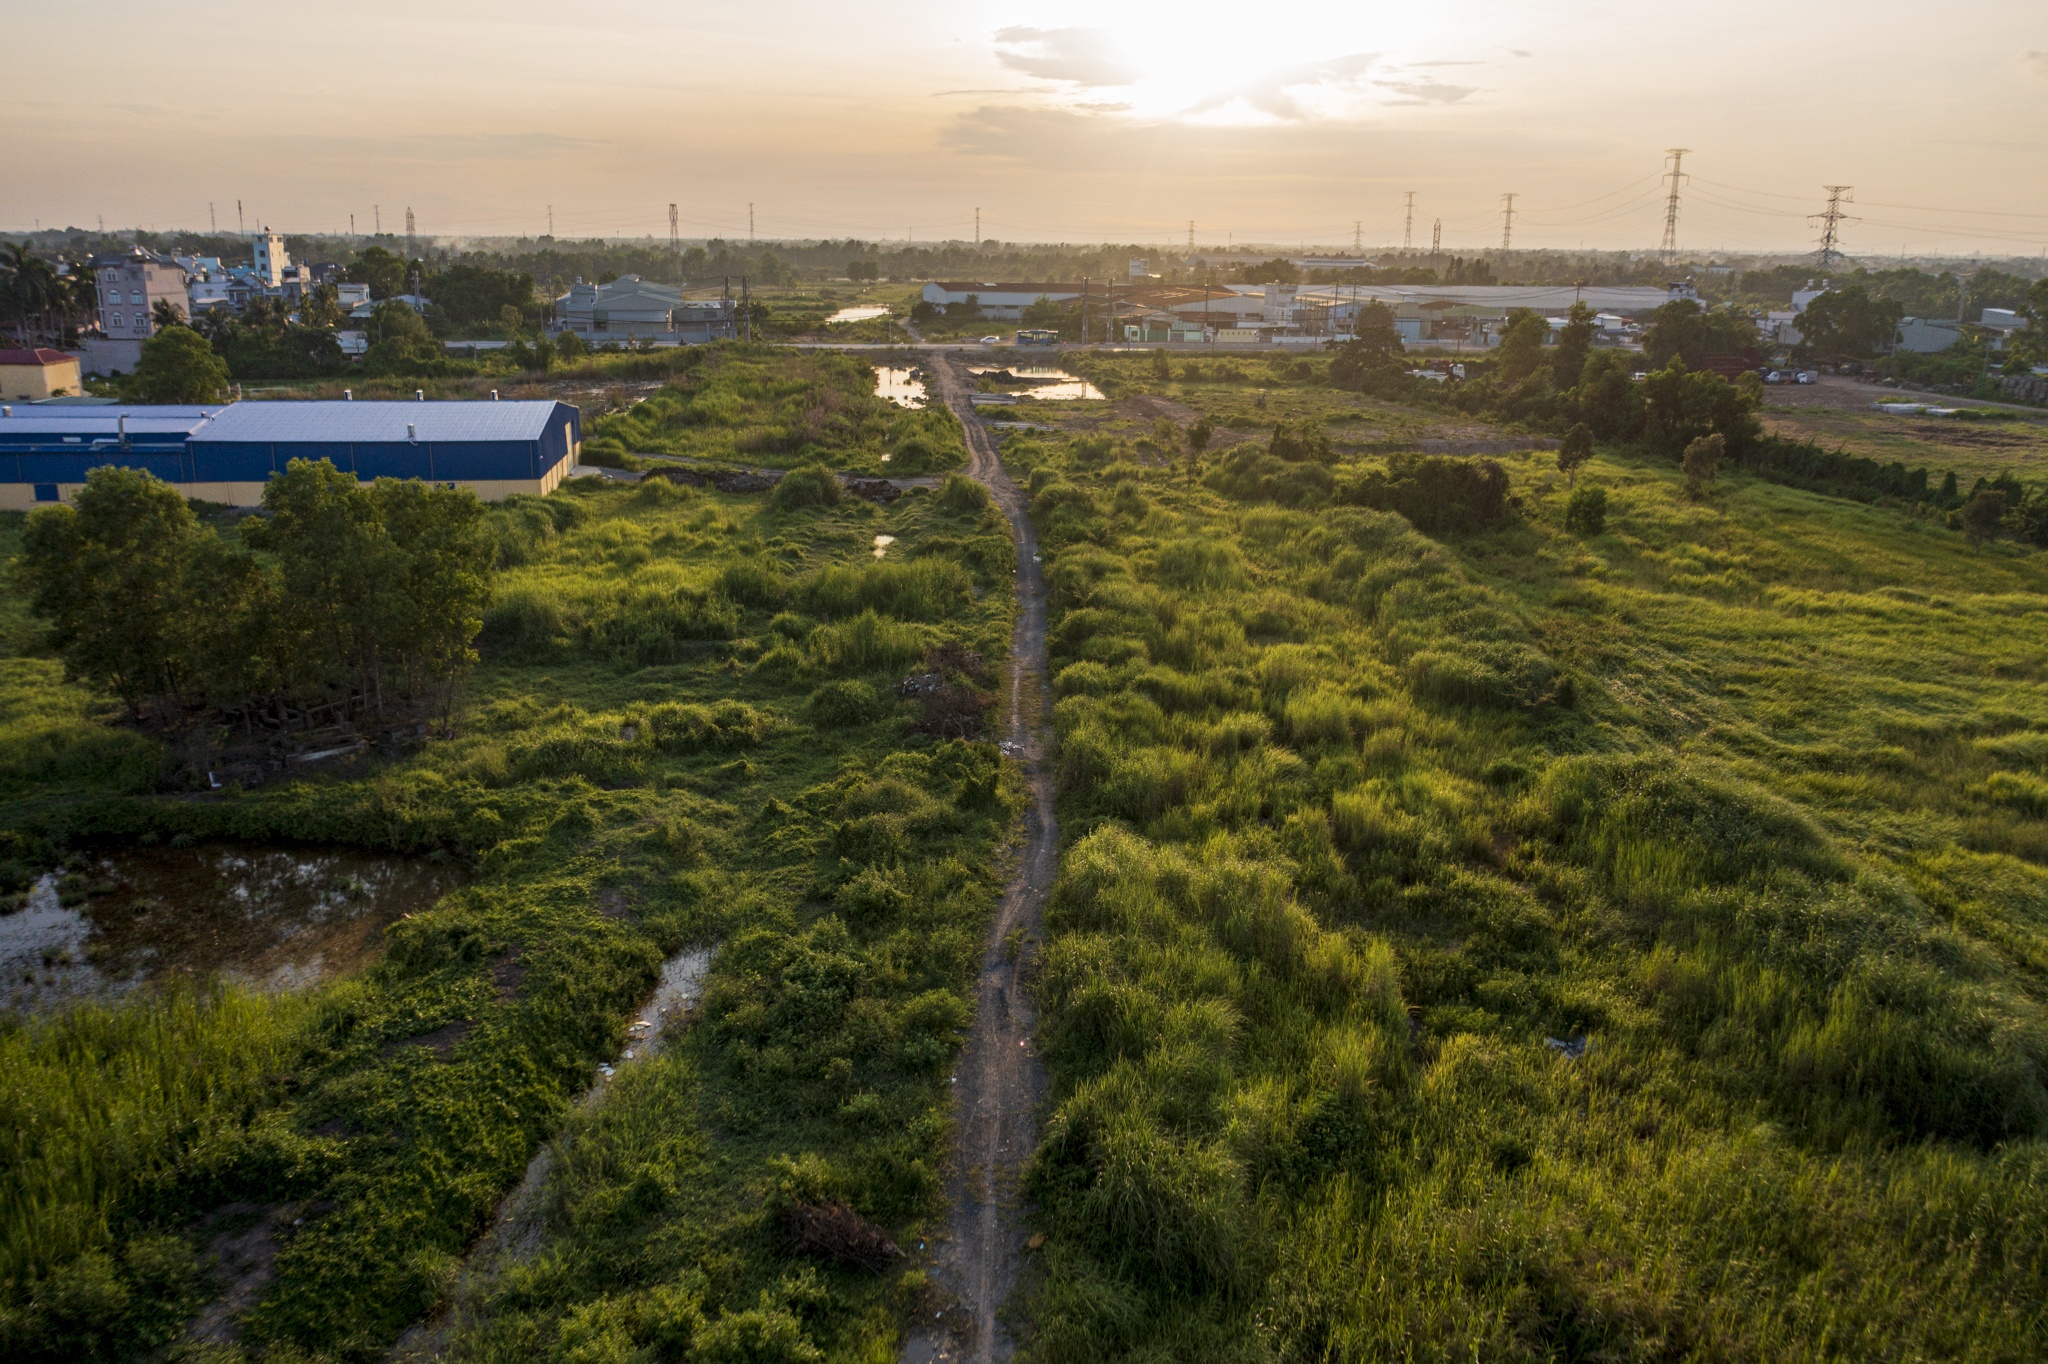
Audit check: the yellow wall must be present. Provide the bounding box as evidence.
[1,358,83,401]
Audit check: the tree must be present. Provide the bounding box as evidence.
[1240,258,1299,285]
[345,245,406,301]
[150,297,186,330]
[1682,433,1724,500]
[361,301,440,375]
[1571,351,1645,442]
[1959,488,2007,541]
[1330,303,1403,387]
[1150,416,1180,456]
[1553,301,1595,389]
[1187,415,1213,456]
[555,328,588,360]
[1797,285,1904,360]
[243,459,397,710]
[1151,347,1171,379]
[1564,484,1607,536]
[1495,309,1548,384]
[1,240,61,344]
[126,324,230,402]
[10,466,203,716]
[1642,359,1759,457]
[847,259,879,282]
[1020,295,1064,330]
[298,282,343,331]
[1642,299,1759,370]
[1557,423,1594,485]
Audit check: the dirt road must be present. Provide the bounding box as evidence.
[901,360,1057,1364]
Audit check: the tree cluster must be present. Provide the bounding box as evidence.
[11,461,494,729]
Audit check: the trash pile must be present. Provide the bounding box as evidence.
[780,1200,902,1272]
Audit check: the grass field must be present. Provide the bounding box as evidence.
[1761,403,2048,485]
[0,432,1018,1359]
[998,362,2048,1361]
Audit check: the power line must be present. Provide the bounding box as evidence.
[1403,192,1415,250]
[1811,186,1854,269]
[1659,148,1690,265]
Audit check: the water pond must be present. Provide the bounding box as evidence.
[0,844,469,1014]
[968,366,1104,400]
[874,365,928,408]
[829,305,891,324]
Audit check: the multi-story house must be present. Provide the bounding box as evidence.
[92,249,190,340]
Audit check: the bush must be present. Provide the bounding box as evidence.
[773,466,842,510]
[938,474,993,516]
[808,610,924,674]
[1563,484,1607,536]
[1338,455,1509,534]
[808,679,886,727]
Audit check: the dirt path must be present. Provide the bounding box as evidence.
[901,360,1057,1364]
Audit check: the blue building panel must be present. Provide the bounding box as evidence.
[3,399,581,496]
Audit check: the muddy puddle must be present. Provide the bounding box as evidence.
[874,365,928,408]
[0,845,468,1014]
[968,365,1103,400]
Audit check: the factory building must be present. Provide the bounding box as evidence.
[0,399,581,511]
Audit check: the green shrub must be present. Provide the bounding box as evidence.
[1564,484,1608,536]
[808,679,886,727]
[772,466,841,510]
[808,610,925,675]
[938,473,993,516]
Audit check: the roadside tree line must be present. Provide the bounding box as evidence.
[11,461,494,730]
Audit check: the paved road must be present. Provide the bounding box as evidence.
[901,358,1057,1364]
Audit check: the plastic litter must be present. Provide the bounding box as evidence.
[1544,1035,1590,1061]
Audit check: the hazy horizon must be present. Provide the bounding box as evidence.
[11,0,2047,257]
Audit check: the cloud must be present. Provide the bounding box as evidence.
[2026,51,2048,78]
[993,27,1137,87]
[1184,52,1383,122]
[1375,79,1479,106]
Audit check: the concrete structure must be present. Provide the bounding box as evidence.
[0,349,84,401]
[1981,308,2026,350]
[0,399,582,510]
[1895,316,1962,354]
[92,249,188,343]
[252,231,289,288]
[921,282,1086,320]
[553,276,737,342]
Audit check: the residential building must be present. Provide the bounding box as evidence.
[0,399,583,509]
[553,276,736,342]
[0,349,83,401]
[92,249,189,341]
[252,230,289,288]
[1981,308,2026,350]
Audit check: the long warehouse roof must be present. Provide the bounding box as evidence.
[193,400,564,443]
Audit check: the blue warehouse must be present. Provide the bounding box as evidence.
[0,399,583,510]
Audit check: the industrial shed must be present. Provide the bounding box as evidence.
[0,399,581,510]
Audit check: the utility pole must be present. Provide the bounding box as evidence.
[1811,186,1854,270]
[547,204,553,237]
[237,200,244,237]
[209,202,217,233]
[374,204,381,235]
[1499,193,1518,252]
[1403,191,1416,251]
[405,207,416,260]
[748,203,755,244]
[742,276,752,341]
[669,203,681,287]
[1353,220,1362,252]
[974,206,980,245]
[1659,148,1690,265]
[349,213,355,238]
[1187,220,1195,251]
[1431,219,1442,272]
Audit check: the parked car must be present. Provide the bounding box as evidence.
[978,335,1003,345]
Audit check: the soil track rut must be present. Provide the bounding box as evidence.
[902,359,1056,1364]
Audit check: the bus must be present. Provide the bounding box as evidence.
[1016,328,1060,347]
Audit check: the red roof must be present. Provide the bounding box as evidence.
[0,349,78,367]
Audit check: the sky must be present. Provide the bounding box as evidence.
[8,0,2048,256]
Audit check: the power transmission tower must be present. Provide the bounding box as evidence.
[974,206,980,245]
[1403,192,1416,251]
[547,204,553,237]
[1187,220,1195,250]
[1810,186,1854,270]
[374,204,380,235]
[1499,194,1517,252]
[669,203,681,286]
[748,203,755,243]
[405,207,416,260]
[1431,219,1442,271]
[1353,220,1362,252]
[209,202,216,233]
[1659,148,1690,265]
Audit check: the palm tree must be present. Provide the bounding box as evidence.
[151,297,188,330]
[1,241,60,345]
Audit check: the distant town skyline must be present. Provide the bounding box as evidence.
[9,0,2048,256]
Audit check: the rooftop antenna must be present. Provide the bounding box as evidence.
[1811,186,1854,270]
[1659,148,1690,265]
[1403,191,1416,251]
[1499,193,1518,252]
